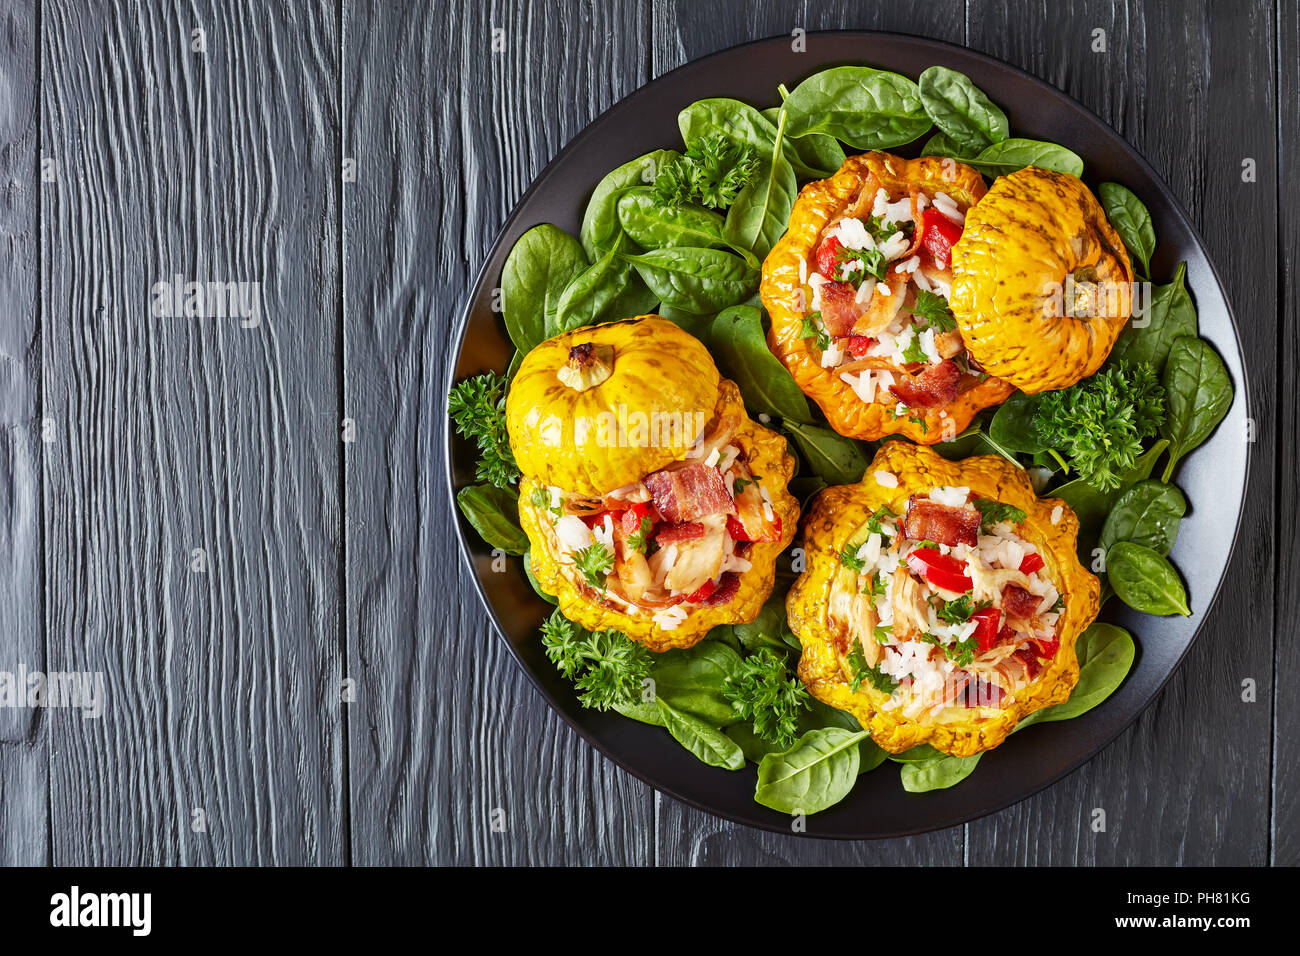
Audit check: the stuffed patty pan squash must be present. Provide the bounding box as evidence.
[761,151,1015,443]
[508,316,798,651]
[787,441,1100,756]
[950,166,1135,393]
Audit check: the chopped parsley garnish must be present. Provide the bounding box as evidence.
[831,243,887,285]
[911,289,957,332]
[733,475,763,495]
[529,486,562,517]
[972,497,1027,531]
[863,571,888,598]
[800,315,832,351]
[1051,595,1065,613]
[920,632,979,667]
[900,330,930,365]
[840,543,867,573]
[625,516,653,554]
[873,624,893,645]
[865,505,897,536]
[573,541,614,590]
[847,645,899,693]
[936,594,991,625]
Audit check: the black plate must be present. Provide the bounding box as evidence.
[447,32,1250,838]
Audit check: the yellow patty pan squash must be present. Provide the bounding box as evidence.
[787,441,1101,756]
[950,166,1134,393]
[507,316,721,497]
[510,316,799,651]
[761,151,1014,443]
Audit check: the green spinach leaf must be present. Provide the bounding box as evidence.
[782,66,931,149]
[709,305,812,421]
[501,224,588,352]
[1100,479,1187,556]
[648,640,744,725]
[1108,262,1197,373]
[617,188,759,267]
[620,246,757,314]
[754,727,869,813]
[656,699,746,770]
[783,421,872,485]
[1098,182,1156,279]
[580,149,680,258]
[455,484,527,555]
[899,752,983,792]
[551,237,636,335]
[989,390,1046,454]
[1160,336,1233,482]
[763,107,845,176]
[918,66,1009,156]
[1107,540,1191,616]
[1019,622,1136,726]
[964,138,1084,177]
[1051,438,1169,535]
[724,107,798,260]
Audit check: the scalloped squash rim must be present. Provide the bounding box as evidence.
[786,441,1101,757]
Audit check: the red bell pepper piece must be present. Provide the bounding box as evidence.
[920,208,963,269]
[815,234,844,278]
[847,334,875,357]
[1033,633,1060,658]
[1018,552,1045,575]
[971,606,1002,653]
[685,578,717,603]
[618,501,655,535]
[905,547,973,593]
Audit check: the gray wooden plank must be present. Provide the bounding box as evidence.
[40,0,343,864]
[648,0,967,864]
[0,0,46,867]
[964,0,1275,865]
[343,0,659,865]
[1273,0,1299,867]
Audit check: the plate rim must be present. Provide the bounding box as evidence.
[444,29,1253,839]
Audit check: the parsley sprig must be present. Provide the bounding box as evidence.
[573,541,614,590]
[911,289,957,331]
[847,645,899,693]
[800,314,832,351]
[1032,361,1165,492]
[625,516,653,554]
[653,133,759,210]
[721,648,810,747]
[972,498,1027,531]
[541,611,652,711]
[448,371,519,489]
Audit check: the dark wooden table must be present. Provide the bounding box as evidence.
[0,0,1292,866]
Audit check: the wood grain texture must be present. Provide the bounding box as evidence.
[0,0,46,867]
[40,0,343,864]
[342,0,658,865]
[648,0,968,865]
[1273,0,1299,867]
[963,0,1276,866]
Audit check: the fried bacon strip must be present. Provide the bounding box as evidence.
[902,496,981,547]
[889,358,961,408]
